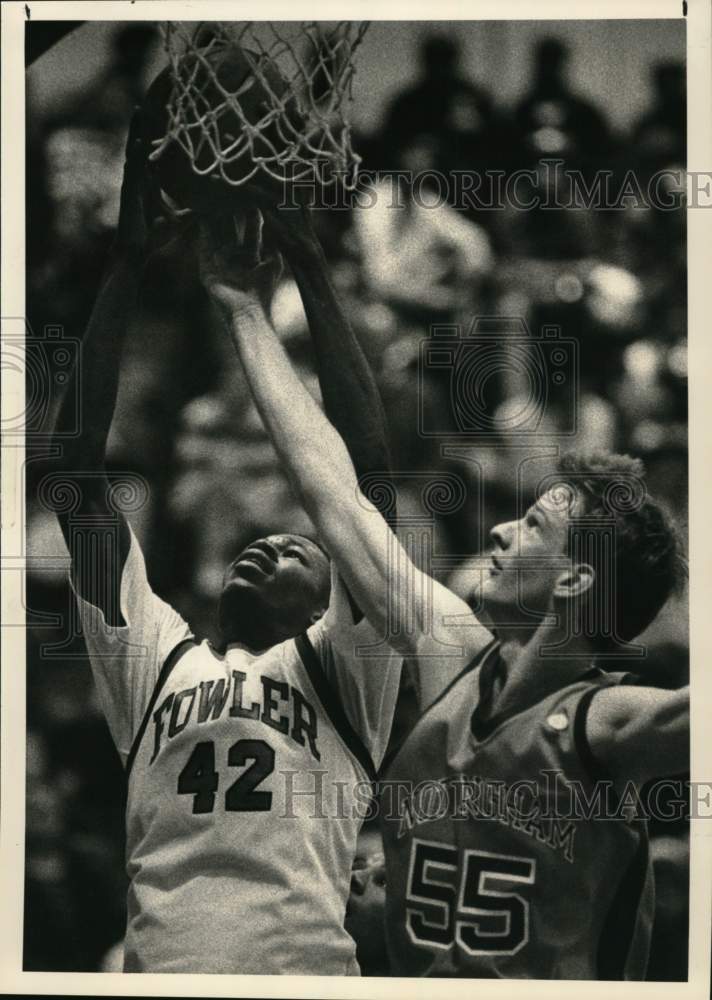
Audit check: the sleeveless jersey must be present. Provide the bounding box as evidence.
[122,634,375,974]
[381,642,654,979]
[72,525,402,974]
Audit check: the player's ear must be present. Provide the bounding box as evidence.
[553,562,595,600]
[309,606,327,625]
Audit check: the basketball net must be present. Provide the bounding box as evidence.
[149,21,370,191]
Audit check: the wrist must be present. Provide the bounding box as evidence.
[290,232,324,264]
[275,212,322,262]
[289,242,329,287]
[227,299,270,326]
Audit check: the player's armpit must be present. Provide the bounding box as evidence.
[584,684,690,787]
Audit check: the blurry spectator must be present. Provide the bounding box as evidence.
[632,61,686,174]
[610,168,685,275]
[24,726,127,971]
[376,33,498,176]
[45,127,125,246]
[497,159,604,258]
[165,284,323,621]
[41,24,160,229]
[613,337,687,456]
[512,37,614,170]
[353,171,493,321]
[29,25,160,334]
[167,386,312,605]
[24,736,87,971]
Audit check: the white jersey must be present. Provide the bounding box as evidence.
[72,526,402,974]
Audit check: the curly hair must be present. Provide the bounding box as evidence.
[555,452,687,649]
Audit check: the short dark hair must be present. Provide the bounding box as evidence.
[555,452,687,649]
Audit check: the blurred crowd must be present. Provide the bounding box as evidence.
[24,26,688,976]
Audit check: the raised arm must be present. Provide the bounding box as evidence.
[198,217,490,674]
[585,684,689,787]
[262,207,393,488]
[52,115,171,624]
[49,118,196,759]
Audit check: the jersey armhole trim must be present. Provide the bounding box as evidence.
[572,684,616,786]
[294,631,378,785]
[125,636,198,779]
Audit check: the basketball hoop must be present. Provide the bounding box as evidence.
[147,21,370,196]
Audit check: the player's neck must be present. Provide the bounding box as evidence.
[493,624,595,715]
[216,632,275,656]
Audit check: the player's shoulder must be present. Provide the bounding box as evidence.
[537,667,621,717]
[525,668,634,764]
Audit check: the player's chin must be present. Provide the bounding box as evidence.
[218,577,271,620]
[476,574,503,605]
[476,575,518,618]
[218,578,259,611]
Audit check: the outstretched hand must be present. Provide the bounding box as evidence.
[198,208,283,322]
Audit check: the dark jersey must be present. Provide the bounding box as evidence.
[381,642,653,979]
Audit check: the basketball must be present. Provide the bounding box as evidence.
[140,43,303,213]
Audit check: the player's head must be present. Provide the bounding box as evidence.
[217,533,331,652]
[534,36,568,78]
[477,453,686,650]
[345,822,389,976]
[421,34,459,78]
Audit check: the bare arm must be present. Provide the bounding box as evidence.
[50,117,195,750]
[263,208,393,489]
[586,684,689,787]
[198,222,490,671]
[263,207,395,623]
[52,115,177,623]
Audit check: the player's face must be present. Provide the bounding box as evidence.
[476,486,576,626]
[345,826,388,975]
[218,534,330,649]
